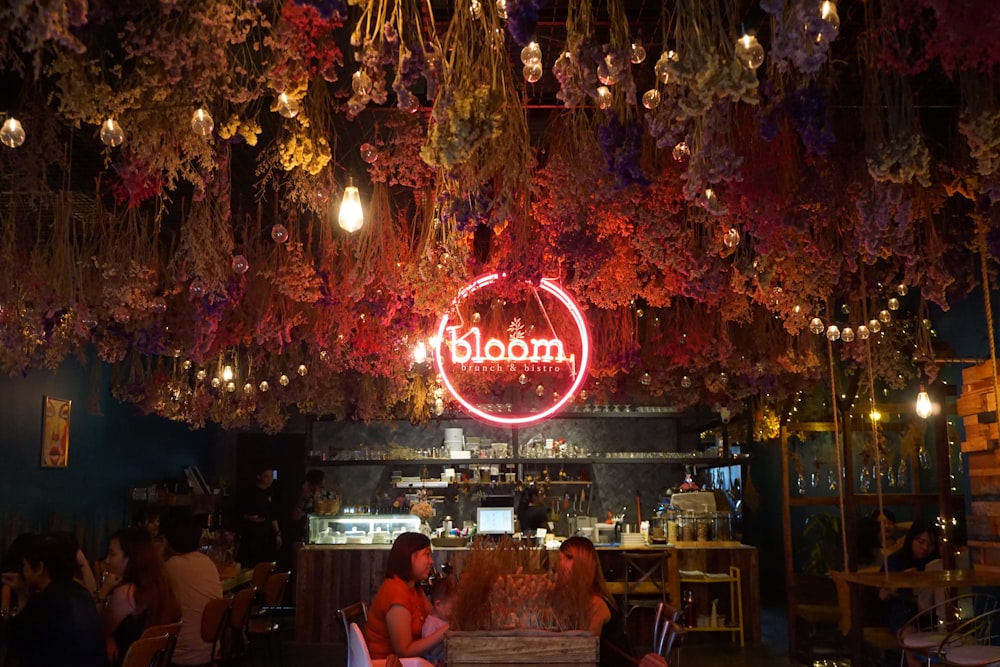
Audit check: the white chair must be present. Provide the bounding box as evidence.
[346,623,434,667]
[940,607,1000,667]
[900,593,998,667]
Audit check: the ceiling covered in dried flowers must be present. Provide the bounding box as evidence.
[0,0,998,433]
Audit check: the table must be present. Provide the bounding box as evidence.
[834,569,1000,665]
[220,567,253,594]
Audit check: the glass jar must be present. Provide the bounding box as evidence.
[714,511,733,542]
[695,512,711,542]
[680,510,697,542]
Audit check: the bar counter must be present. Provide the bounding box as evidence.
[294,542,759,645]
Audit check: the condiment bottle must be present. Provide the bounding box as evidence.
[684,590,696,626]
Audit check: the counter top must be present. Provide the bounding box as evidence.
[300,542,754,551]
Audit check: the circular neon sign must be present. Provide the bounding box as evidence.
[432,273,590,426]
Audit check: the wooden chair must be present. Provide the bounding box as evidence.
[620,551,671,620]
[251,561,275,598]
[141,621,183,667]
[121,633,170,667]
[200,597,233,666]
[221,587,257,665]
[247,572,291,666]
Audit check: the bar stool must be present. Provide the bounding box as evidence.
[621,551,672,619]
[247,571,291,666]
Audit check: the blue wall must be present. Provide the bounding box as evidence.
[0,357,218,557]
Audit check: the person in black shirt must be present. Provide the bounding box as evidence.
[238,466,281,567]
[4,532,108,667]
[516,486,549,536]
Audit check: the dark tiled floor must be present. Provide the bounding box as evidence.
[270,601,797,667]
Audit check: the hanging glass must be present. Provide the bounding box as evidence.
[827,469,838,491]
[897,457,908,487]
[796,473,806,495]
[918,445,930,470]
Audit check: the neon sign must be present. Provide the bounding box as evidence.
[432,273,590,426]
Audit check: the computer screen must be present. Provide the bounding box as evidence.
[477,506,515,535]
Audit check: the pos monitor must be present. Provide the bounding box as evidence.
[476,506,515,535]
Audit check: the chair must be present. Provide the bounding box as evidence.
[940,607,1000,666]
[247,571,291,666]
[620,551,671,619]
[899,593,998,667]
[141,621,182,667]
[340,602,370,664]
[200,597,233,666]
[792,573,847,664]
[220,586,257,665]
[653,601,682,660]
[345,623,433,667]
[121,633,170,667]
[251,561,276,599]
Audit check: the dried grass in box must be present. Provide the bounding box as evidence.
[451,536,590,632]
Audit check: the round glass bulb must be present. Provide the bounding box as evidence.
[469,0,482,20]
[878,309,892,323]
[360,142,378,163]
[821,1,841,33]
[226,381,236,393]
[182,360,192,370]
[523,62,543,83]
[856,325,870,340]
[271,224,289,244]
[841,327,855,342]
[809,317,825,335]
[653,52,671,83]
[1,117,26,148]
[191,108,214,136]
[518,373,528,385]
[496,0,507,18]
[297,364,308,376]
[897,283,909,296]
[190,279,206,297]
[642,89,661,109]
[279,374,290,387]
[259,381,269,392]
[211,377,221,388]
[597,61,617,86]
[826,325,841,341]
[535,384,545,397]
[672,142,690,161]
[630,42,646,64]
[868,319,881,333]
[734,34,765,70]
[520,41,541,66]
[100,118,124,147]
[640,372,651,386]
[888,297,900,311]
[151,296,167,314]
[231,255,249,274]
[276,93,300,118]
[596,86,613,110]
[680,375,692,388]
[196,369,207,381]
[723,227,740,248]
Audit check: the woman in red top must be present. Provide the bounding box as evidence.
[365,533,447,661]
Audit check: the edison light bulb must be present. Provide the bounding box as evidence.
[100,118,124,147]
[520,41,541,66]
[191,108,214,136]
[915,386,932,419]
[413,341,428,364]
[523,62,543,83]
[1,117,25,148]
[734,34,765,70]
[275,92,300,118]
[222,365,234,382]
[338,178,364,233]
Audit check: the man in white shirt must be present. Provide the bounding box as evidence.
[163,512,223,667]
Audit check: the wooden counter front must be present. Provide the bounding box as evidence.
[294,543,759,645]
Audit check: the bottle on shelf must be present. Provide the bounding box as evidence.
[684,590,696,627]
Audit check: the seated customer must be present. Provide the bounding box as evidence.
[421,576,455,666]
[163,511,223,667]
[365,533,443,664]
[4,532,108,667]
[556,536,668,667]
[97,527,181,666]
[878,519,940,667]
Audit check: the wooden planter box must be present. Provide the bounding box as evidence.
[445,631,598,667]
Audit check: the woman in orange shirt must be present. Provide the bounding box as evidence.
[365,533,447,661]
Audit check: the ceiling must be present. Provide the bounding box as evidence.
[0,0,996,433]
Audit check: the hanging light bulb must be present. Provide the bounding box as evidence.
[642,89,661,109]
[520,41,542,66]
[259,380,270,393]
[809,317,825,335]
[723,227,740,248]
[413,340,428,364]
[191,107,214,136]
[841,327,855,342]
[734,34,765,70]
[596,86,613,110]
[820,1,841,33]
[523,62,543,83]
[1,117,26,148]
[915,386,932,419]
[653,51,672,83]
[640,372,651,386]
[275,92,300,118]
[496,0,507,19]
[338,177,364,233]
[630,41,646,64]
[100,118,125,147]
[222,365,234,382]
[826,324,841,341]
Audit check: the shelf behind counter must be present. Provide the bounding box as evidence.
[294,542,758,646]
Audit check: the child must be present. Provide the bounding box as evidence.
[421,577,455,666]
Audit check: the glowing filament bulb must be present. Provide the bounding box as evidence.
[915,386,932,419]
[222,365,234,382]
[338,177,364,232]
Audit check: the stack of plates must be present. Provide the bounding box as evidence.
[443,428,464,451]
[621,534,647,547]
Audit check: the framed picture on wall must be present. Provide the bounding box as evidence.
[41,395,71,468]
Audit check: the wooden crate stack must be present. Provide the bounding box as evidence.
[960,361,1000,570]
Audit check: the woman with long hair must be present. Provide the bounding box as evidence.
[879,519,941,667]
[557,536,668,667]
[364,533,442,663]
[98,527,181,665]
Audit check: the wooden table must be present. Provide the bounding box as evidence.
[220,567,253,594]
[835,569,1000,665]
